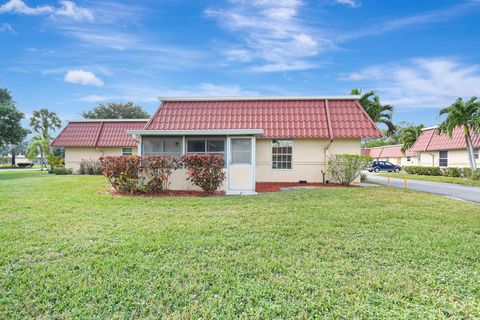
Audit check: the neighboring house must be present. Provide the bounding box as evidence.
[410,126,480,168]
[52,96,382,194]
[50,119,149,171]
[362,144,417,166]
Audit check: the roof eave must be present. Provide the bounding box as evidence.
[127,129,265,136]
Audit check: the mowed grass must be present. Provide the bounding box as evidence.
[1,172,479,318]
[379,172,480,187]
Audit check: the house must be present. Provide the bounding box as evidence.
[52,96,382,194]
[50,119,149,171]
[410,126,480,168]
[361,144,417,166]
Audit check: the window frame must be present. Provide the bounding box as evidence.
[186,138,226,155]
[474,148,479,160]
[142,137,183,156]
[406,156,411,162]
[121,147,133,156]
[439,150,448,167]
[230,138,252,164]
[271,139,293,170]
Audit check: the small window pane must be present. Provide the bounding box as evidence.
[188,140,206,153]
[272,139,292,170]
[122,147,133,155]
[439,150,448,167]
[231,139,251,164]
[474,149,479,160]
[207,140,224,152]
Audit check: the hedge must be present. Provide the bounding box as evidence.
[403,166,479,179]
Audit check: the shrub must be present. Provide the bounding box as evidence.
[471,169,480,181]
[442,167,462,178]
[79,159,103,175]
[100,156,143,193]
[143,156,180,193]
[461,168,472,178]
[100,156,180,194]
[181,154,226,195]
[402,166,442,176]
[327,154,371,185]
[53,167,72,175]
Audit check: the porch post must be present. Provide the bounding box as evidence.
[138,136,142,155]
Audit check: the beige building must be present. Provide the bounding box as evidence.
[362,144,417,166]
[52,96,382,194]
[410,126,480,168]
[51,119,148,172]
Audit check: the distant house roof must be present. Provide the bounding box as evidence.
[50,119,148,147]
[143,97,383,139]
[410,126,480,152]
[362,144,415,158]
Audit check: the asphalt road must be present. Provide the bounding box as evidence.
[366,173,480,204]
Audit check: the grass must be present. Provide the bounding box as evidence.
[0,164,41,170]
[379,172,480,187]
[1,171,479,318]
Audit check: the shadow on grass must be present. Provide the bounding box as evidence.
[0,170,48,181]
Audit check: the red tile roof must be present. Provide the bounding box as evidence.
[362,144,415,158]
[410,126,480,152]
[51,120,148,147]
[145,98,382,139]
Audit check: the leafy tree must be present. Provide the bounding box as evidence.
[81,102,150,119]
[351,89,396,135]
[399,124,424,152]
[437,97,480,170]
[363,122,415,148]
[29,108,62,150]
[26,135,49,170]
[0,88,29,164]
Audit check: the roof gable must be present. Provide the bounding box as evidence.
[362,144,415,158]
[410,127,480,152]
[145,98,382,139]
[51,120,147,148]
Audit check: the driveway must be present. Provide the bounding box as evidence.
[366,173,480,204]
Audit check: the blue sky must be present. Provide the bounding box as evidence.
[1,0,480,129]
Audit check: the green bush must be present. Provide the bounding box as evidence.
[461,168,472,178]
[328,154,371,185]
[78,159,103,175]
[53,167,72,175]
[402,166,443,176]
[442,167,461,178]
[471,169,480,181]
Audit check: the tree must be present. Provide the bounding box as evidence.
[400,124,424,152]
[351,89,396,135]
[29,108,62,149]
[0,88,29,164]
[81,102,150,119]
[26,135,49,170]
[437,97,480,171]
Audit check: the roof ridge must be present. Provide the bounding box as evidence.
[159,95,361,102]
[94,122,105,148]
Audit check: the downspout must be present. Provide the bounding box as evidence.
[94,121,105,156]
[324,99,334,182]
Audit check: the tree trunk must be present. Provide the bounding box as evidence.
[11,150,16,166]
[464,128,477,171]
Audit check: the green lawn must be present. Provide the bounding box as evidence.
[379,172,480,187]
[1,172,479,318]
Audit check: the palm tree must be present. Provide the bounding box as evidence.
[437,97,480,171]
[400,124,424,152]
[26,135,49,171]
[351,89,396,135]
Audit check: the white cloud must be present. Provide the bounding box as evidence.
[334,0,361,8]
[64,69,104,86]
[206,0,327,72]
[0,0,93,21]
[0,22,14,32]
[341,57,480,108]
[79,94,108,102]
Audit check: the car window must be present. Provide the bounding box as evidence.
[385,162,393,166]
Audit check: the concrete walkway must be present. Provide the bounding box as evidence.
[366,173,480,204]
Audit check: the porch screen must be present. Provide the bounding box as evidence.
[143,137,182,156]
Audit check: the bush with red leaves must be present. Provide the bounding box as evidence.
[181,154,226,195]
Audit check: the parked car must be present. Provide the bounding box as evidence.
[367,161,402,173]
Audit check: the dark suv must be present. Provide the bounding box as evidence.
[367,161,402,173]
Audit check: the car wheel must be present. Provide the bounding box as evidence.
[374,167,380,173]
[394,167,400,173]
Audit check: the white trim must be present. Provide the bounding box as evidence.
[127,129,264,136]
[159,95,360,102]
[227,136,256,193]
[421,126,438,131]
[138,136,142,155]
[67,119,150,123]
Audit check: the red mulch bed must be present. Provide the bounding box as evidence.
[109,190,225,197]
[255,182,350,193]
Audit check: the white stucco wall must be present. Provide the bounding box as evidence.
[417,149,479,168]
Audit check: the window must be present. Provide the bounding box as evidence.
[439,150,448,167]
[474,149,479,160]
[122,147,133,155]
[231,139,252,164]
[187,139,225,154]
[407,156,411,162]
[272,140,292,169]
[143,137,182,156]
